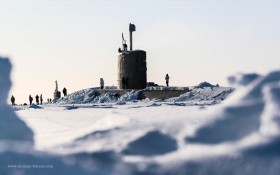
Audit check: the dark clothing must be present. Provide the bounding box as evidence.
[35,95,39,105]
[11,96,15,106]
[63,88,67,97]
[29,95,33,105]
[165,74,170,87]
[40,95,43,105]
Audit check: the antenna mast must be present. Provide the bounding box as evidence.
[129,23,136,51]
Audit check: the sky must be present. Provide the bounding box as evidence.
[0,0,280,104]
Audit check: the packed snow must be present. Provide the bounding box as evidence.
[196,81,217,88]
[56,89,140,104]
[56,83,232,105]
[56,88,98,104]
[29,103,43,109]
[2,57,280,175]
[228,72,261,87]
[167,86,234,105]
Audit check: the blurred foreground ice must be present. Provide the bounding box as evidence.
[1,57,280,175]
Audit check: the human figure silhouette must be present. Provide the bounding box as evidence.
[29,95,33,105]
[11,95,15,106]
[35,95,39,105]
[165,74,170,87]
[63,87,67,97]
[40,94,43,105]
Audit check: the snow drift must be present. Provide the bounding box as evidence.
[0,57,95,175]
[167,85,234,105]
[56,88,98,104]
[56,71,280,175]
[57,85,233,105]
[29,103,43,109]
[56,89,140,104]
[228,72,260,87]
[0,57,33,143]
[2,55,280,175]
[196,81,216,88]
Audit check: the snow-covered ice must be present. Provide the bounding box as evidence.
[29,103,43,109]
[56,88,140,104]
[167,85,234,105]
[228,72,260,87]
[2,57,280,175]
[56,83,233,106]
[0,57,33,143]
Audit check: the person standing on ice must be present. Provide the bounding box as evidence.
[11,95,15,106]
[35,95,39,105]
[165,74,170,87]
[40,94,43,105]
[100,78,104,89]
[29,95,33,105]
[63,87,67,96]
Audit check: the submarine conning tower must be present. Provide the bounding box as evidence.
[117,23,147,89]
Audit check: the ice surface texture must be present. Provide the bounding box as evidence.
[123,131,178,156]
[56,89,140,104]
[2,55,280,175]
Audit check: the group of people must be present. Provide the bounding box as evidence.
[10,76,170,106]
[10,94,45,106]
[10,87,68,106]
[28,94,43,105]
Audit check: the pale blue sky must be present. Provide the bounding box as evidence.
[1,0,280,103]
